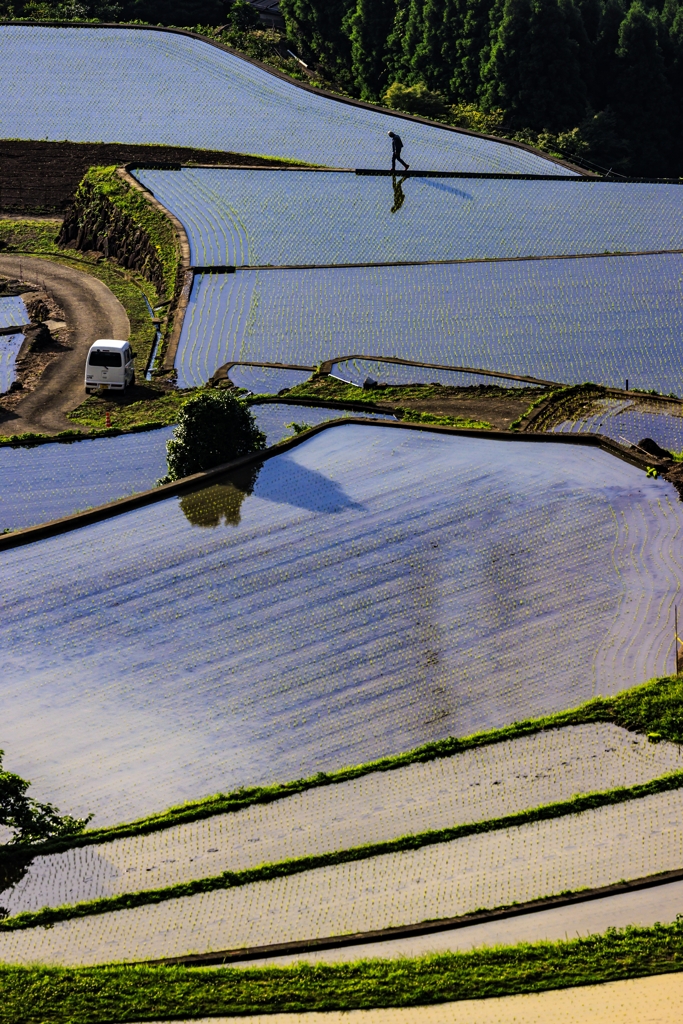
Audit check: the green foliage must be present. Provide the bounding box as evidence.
[383,79,449,117]
[480,0,589,131]
[225,0,260,30]
[397,408,492,427]
[164,389,266,481]
[611,675,683,742]
[2,922,683,1021]
[0,751,90,847]
[345,0,396,98]
[2,0,122,18]
[68,387,195,431]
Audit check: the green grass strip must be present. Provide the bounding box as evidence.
[1,921,683,1023]
[3,769,683,933]
[5,673,682,858]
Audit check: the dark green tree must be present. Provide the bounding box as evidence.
[0,751,91,846]
[450,0,498,102]
[344,0,396,99]
[280,0,356,77]
[164,389,266,482]
[480,0,589,130]
[609,1,674,174]
[119,0,228,25]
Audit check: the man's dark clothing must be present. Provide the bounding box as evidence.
[390,133,409,172]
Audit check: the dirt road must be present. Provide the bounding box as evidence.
[0,254,129,434]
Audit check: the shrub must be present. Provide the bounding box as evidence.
[383,81,448,120]
[163,390,266,482]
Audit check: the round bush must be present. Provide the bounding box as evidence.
[165,389,266,481]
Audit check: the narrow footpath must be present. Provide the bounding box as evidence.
[0,254,129,434]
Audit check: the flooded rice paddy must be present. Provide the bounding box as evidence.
[550,396,683,453]
[2,724,679,916]
[135,169,683,268]
[176,255,683,390]
[250,403,396,444]
[1,787,682,965]
[1,425,681,827]
[227,365,311,394]
[0,26,561,174]
[0,428,174,532]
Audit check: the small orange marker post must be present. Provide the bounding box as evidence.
[675,607,683,676]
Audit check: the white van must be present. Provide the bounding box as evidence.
[85,339,135,393]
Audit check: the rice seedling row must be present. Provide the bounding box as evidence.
[136,169,683,268]
[330,360,534,390]
[175,255,683,391]
[0,295,27,330]
[3,724,679,916]
[0,27,564,174]
[1,426,680,828]
[0,428,174,532]
[1,788,682,966]
[550,397,683,453]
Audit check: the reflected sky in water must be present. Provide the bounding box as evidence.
[1,425,679,827]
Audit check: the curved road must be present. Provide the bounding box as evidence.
[0,254,129,434]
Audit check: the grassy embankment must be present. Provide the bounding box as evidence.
[1,921,683,1023]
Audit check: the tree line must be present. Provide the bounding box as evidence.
[280,0,683,176]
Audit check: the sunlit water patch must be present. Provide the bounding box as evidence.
[136,168,683,267]
[0,26,564,174]
[1,425,681,826]
[176,255,683,390]
[228,365,311,394]
[0,428,173,532]
[250,402,396,443]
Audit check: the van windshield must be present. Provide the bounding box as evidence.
[89,350,122,367]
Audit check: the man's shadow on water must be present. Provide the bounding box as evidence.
[180,457,363,528]
[391,174,409,214]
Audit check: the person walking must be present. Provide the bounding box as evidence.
[388,131,409,172]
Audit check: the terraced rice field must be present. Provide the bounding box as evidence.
[135,168,683,267]
[176,255,683,390]
[1,425,680,827]
[551,397,683,452]
[235,878,683,964]
[2,723,679,916]
[0,428,173,532]
[228,365,312,394]
[250,403,396,443]
[330,359,539,389]
[0,294,27,393]
[0,26,563,174]
[1,788,682,965]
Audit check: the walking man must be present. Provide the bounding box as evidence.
[388,131,409,172]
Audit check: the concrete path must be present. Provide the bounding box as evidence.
[0,254,129,434]
[140,972,683,1022]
